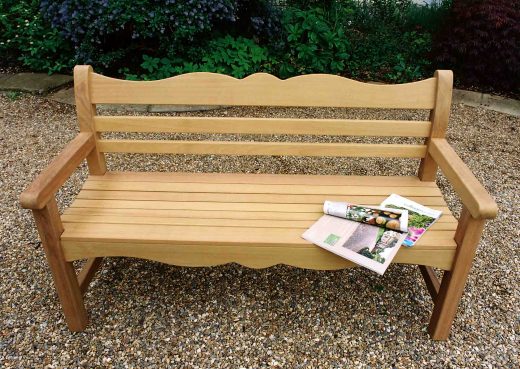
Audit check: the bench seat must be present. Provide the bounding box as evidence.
[60,172,457,270]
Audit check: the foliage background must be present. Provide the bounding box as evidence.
[0,0,518,95]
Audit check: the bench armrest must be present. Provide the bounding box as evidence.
[20,133,96,210]
[428,138,498,219]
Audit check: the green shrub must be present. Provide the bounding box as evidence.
[277,7,351,77]
[128,36,273,80]
[0,1,73,73]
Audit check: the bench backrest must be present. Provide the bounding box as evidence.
[73,65,453,177]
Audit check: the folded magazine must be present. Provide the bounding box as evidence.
[302,196,442,275]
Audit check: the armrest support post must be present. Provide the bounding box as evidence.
[429,138,498,219]
[20,132,95,210]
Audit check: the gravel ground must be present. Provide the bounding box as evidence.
[1,93,518,368]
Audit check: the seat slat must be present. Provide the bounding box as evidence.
[95,116,433,137]
[61,214,457,230]
[63,207,458,223]
[82,181,442,196]
[76,190,448,205]
[98,140,427,158]
[69,198,451,213]
[90,72,437,109]
[61,222,456,248]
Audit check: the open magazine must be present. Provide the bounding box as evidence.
[302,195,442,275]
[381,194,442,247]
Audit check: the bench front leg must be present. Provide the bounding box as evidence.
[32,197,87,331]
[428,206,486,340]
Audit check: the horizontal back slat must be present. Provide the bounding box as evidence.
[90,72,437,109]
[95,116,432,137]
[98,140,427,158]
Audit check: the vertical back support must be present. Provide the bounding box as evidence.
[74,65,107,175]
[418,70,453,181]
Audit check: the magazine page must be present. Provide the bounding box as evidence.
[323,201,408,232]
[380,194,442,247]
[302,215,407,275]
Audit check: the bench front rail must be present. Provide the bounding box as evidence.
[20,67,497,340]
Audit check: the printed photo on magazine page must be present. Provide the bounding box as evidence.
[380,194,442,247]
[302,215,407,275]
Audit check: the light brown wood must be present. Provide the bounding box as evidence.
[429,139,498,219]
[60,222,457,251]
[89,71,437,108]
[32,198,87,331]
[97,139,427,158]
[429,207,486,340]
[61,240,455,270]
[91,172,439,187]
[61,214,457,230]
[74,65,106,175]
[77,257,103,296]
[20,133,95,210]
[76,190,448,205]
[63,207,459,224]
[82,180,443,196]
[67,198,450,214]
[419,265,440,302]
[95,116,433,137]
[418,70,453,181]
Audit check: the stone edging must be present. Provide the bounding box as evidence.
[453,89,520,117]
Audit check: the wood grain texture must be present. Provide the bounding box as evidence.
[90,181,441,197]
[32,198,87,331]
[60,171,457,272]
[429,207,486,340]
[60,222,455,247]
[73,65,106,174]
[418,70,453,181]
[97,140,427,158]
[94,116,433,137]
[19,133,95,210]
[67,199,450,213]
[76,190,448,205]
[61,241,456,270]
[77,257,103,296]
[82,181,442,196]
[61,214,458,230]
[63,207,459,224]
[419,265,441,302]
[89,71,437,108]
[90,172,438,187]
[429,139,498,219]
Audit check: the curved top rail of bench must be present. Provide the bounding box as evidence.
[78,66,438,109]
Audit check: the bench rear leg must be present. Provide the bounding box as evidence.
[428,207,485,340]
[32,198,87,331]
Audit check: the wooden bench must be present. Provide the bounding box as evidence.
[20,66,498,340]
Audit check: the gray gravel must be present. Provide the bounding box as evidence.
[1,93,518,368]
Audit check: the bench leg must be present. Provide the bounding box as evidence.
[32,198,87,332]
[428,207,485,340]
